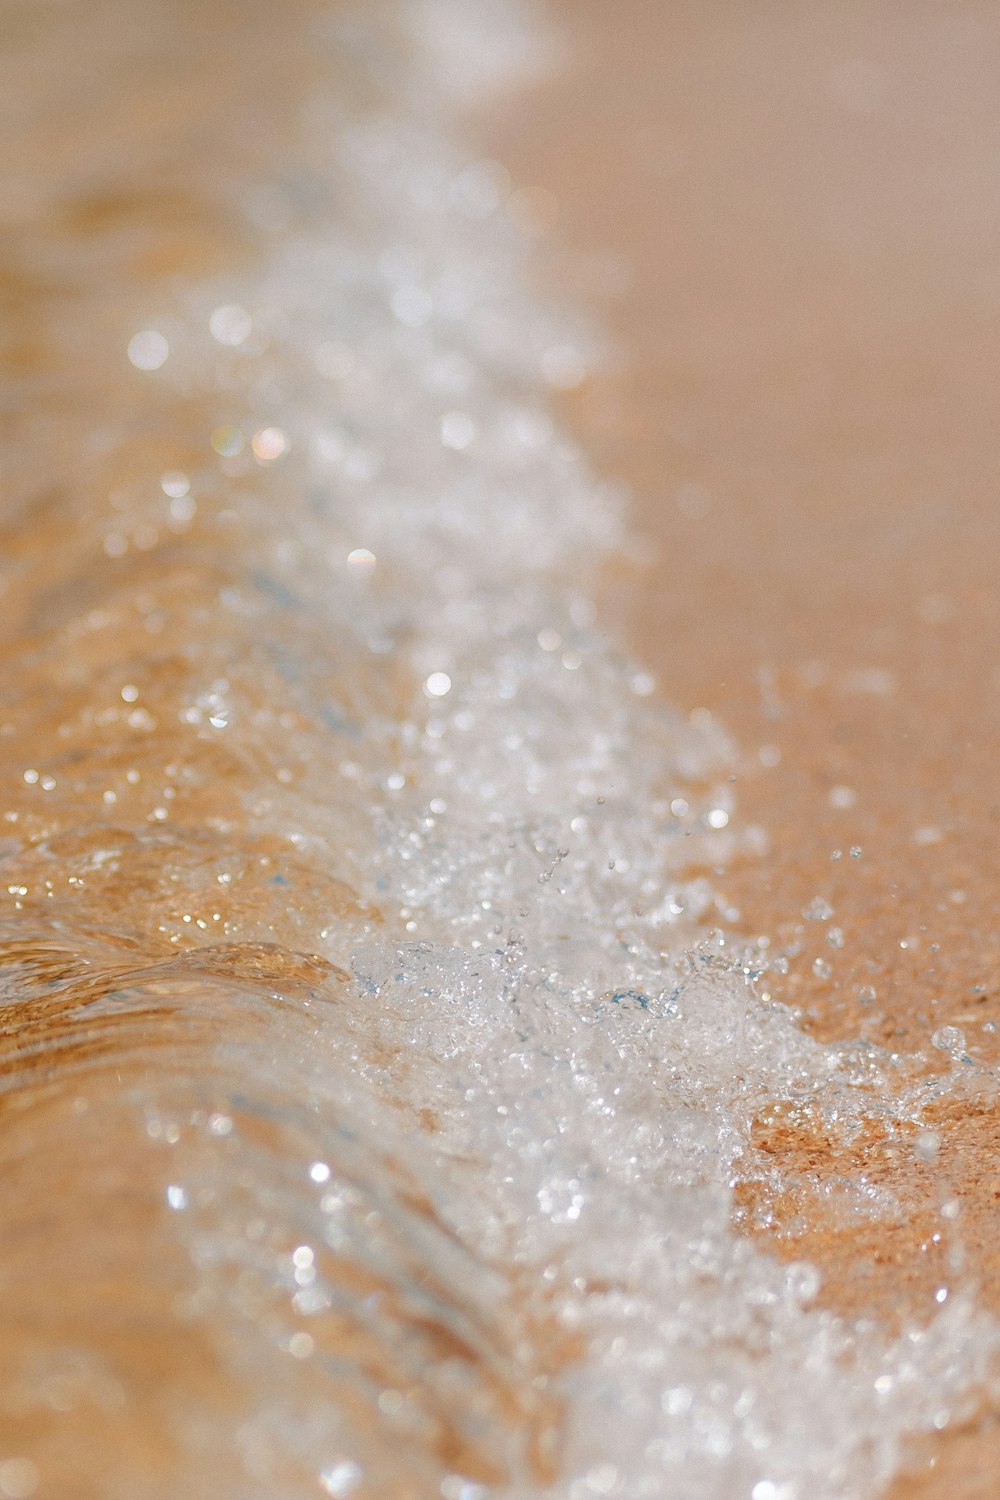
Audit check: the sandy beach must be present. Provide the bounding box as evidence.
[489,3,1000,1493]
[3,1,1000,1495]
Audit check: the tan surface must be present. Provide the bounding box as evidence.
[487,2,1000,1494]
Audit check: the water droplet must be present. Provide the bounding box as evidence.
[160,470,190,498]
[252,426,288,462]
[829,785,856,809]
[211,425,245,457]
[127,330,169,370]
[915,1131,941,1162]
[209,303,252,345]
[931,1025,966,1058]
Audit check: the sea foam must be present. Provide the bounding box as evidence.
[1,2,996,1496]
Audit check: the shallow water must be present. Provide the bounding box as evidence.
[1,3,998,1497]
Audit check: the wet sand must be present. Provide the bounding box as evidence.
[4,0,1000,1494]
[488,2,1000,1493]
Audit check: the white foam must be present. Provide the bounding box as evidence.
[46,0,996,1493]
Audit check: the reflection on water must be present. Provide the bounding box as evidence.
[1,2,997,1496]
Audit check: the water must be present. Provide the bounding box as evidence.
[1,3,997,1497]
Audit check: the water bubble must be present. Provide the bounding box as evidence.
[252,426,288,462]
[211,425,245,457]
[914,1131,941,1162]
[320,1464,361,1498]
[160,470,190,498]
[209,303,252,345]
[931,1025,966,1059]
[169,492,196,524]
[804,897,834,921]
[784,1261,821,1303]
[127,329,169,370]
[829,785,856,809]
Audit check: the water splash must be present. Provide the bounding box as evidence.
[0,2,996,1497]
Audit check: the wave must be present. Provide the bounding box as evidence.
[0,2,995,1497]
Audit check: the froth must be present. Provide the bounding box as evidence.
[1,0,996,1496]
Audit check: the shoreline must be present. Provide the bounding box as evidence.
[484,3,1000,1493]
[3,1,998,1494]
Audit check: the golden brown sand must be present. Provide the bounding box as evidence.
[488,2,1000,1492]
[4,0,1000,1494]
